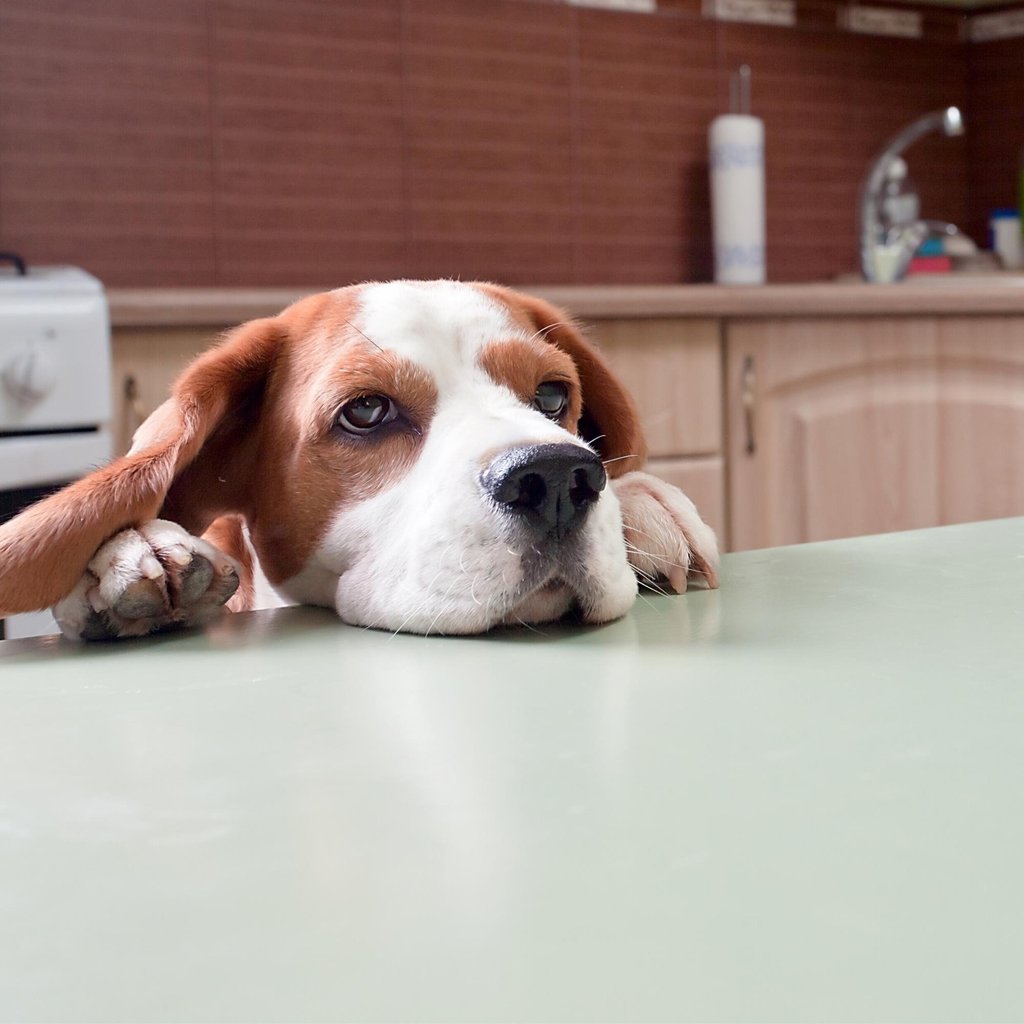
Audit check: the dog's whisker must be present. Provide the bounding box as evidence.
[622,530,703,575]
[422,603,450,638]
[629,548,712,580]
[637,580,671,598]
[342,317,385,353]
[389,575,457,637]
[513,614,550,637]
[601,453,640,466]
[388,601,428,638]
[628,548,707,580]
[422,540,458,595]
[422,580,461,636]
[525,321,573,346]
[623,521,712,566]
[630,563,672,596]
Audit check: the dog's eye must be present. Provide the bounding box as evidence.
[337,394,397,435]
[533,381,569,420]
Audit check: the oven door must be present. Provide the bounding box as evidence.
[0,429,112,639]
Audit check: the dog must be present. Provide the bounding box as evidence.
[0,281,719,640]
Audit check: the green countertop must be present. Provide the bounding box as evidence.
[2,519,1023,1022]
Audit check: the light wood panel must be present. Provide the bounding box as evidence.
[936,316,1024,525]
[585,318,722,459]
[645,455,727,550]
[111,327,215,454]
[728,316,1024,551]
[728,317,938,550]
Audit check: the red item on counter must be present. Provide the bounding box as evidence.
[907,255,952,275]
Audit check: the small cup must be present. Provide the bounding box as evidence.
[989,209,1023,270]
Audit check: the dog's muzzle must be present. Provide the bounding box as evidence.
[481,443,606,542]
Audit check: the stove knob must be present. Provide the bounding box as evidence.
[3,348,58,402]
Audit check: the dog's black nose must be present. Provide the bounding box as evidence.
[482,443,607,540]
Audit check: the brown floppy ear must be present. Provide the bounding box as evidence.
[480,284,647,477]
[0,316,284,616]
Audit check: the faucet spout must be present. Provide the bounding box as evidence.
[859,106,965,282]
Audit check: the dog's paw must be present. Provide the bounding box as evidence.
[612,471,720,593]
[52,520,241,641]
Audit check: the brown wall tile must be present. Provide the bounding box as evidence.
[208,0,404,286]
[967,35,1024,246]
[0,0,1017,288]
[401,0,574,281]
[573,7,717,282]
[0,0,216,285]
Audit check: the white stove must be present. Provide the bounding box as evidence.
[0,262,113,639]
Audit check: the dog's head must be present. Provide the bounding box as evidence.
[0,281,649,633]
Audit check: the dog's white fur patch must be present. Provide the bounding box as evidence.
[279,281,639,634]
[353,279,529,383]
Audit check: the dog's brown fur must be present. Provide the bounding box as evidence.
[0,285,646,618]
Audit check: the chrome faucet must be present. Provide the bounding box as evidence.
[859,106,965,282]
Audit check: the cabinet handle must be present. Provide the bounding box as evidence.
[741,355,756,455]
[124,375,148,435]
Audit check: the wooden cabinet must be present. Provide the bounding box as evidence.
[726,316,1024,551]
[585,318,722,457]
[111,306,1024,558]
[586,318,727,544]
[111,327,213,454]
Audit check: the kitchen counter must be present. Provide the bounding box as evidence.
[2,518,1023,1022]
[108,278,1024,327]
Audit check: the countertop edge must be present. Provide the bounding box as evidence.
[107,283,1024,328]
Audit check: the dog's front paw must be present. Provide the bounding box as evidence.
[52,520,241,641]
[612,471,720,594]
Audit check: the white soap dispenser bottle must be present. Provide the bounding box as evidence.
[708,65,766,285]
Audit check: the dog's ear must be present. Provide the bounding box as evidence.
[483,285,647,477]
[0,316,285,615]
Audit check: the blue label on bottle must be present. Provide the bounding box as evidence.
[711,141,764,170]
[716,244,765,271]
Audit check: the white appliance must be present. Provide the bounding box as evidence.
[0,259,113,639]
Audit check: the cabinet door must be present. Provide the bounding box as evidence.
[935,317,1024,525]
[584,319,722,458]
[727,316,1024,551]
[646,455,727,547]
[111,328,213,454]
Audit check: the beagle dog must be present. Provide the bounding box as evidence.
[0,281,718,640]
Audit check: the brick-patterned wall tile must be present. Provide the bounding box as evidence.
[0,0,216,285]
[402,0,575,283]
[967,36,1024,247]
[0,0,1001,288]
[209,0,405,286]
